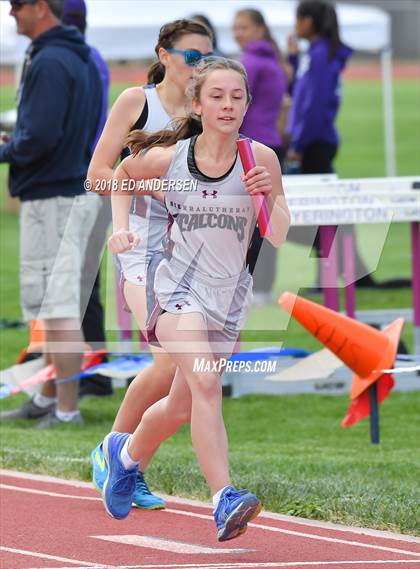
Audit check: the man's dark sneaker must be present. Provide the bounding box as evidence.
[79,375,113,399]
[0,397,55,421]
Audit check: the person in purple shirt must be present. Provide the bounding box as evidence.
[286,0,352,173]
[63,0,114,397]
[234,8,290,305]
[286,0,389,290]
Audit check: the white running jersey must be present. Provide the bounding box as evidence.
[119,85,174,286]
[132,85,172,222]
[142,85,172,132]
[163,136,256,279]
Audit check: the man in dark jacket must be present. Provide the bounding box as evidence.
[0,0,103,427]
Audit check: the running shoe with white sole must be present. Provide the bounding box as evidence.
[102,432,137,519]
[214,486,262,541]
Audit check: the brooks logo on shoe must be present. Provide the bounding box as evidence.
[95,451,106,472]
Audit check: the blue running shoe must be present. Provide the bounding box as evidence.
[133,471,166,510]
[214,486,262,542]
[91,441,166,509]
[91,442,107,492]
[102,432,137,519]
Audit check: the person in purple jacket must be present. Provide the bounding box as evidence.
[286,0,352,173]
[234,8,290,305]
[286,0,388,290]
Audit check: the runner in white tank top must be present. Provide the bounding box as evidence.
[118,85,173,287]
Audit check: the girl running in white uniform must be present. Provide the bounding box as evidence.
[104,59,290,541]
[87,19,213,508]
[117,84,171,288]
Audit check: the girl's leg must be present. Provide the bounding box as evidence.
[129,311,230,495]
[112,346,175,433]
[112,282,176,433]
[123,280,148,330]
[102,312,261,538]
[93,282,174,509]
[128,366,192,471]
[101,363,191,519]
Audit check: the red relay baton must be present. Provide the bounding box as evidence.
[236,138,272,238]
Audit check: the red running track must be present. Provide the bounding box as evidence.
[1,470,419,569]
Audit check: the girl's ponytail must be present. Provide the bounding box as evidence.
[147,62,166,84]
[126,115,202,156]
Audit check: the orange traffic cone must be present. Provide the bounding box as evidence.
[28,320,45,349]
[16,320,45,364]
[278,292,404,399]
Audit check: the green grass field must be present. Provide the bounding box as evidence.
[0,77,419,534]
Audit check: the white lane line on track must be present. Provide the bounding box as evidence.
[164,508,420,559]
[0,546,114,567]
[2,484,420,559]
[92,535,253,554]
[2,469,418,545]
[14,559,420,569]
[0,483,101,501]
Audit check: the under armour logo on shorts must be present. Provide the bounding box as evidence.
[137,276,144,282]
[202,190,218,199]
[175,301,191,311]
